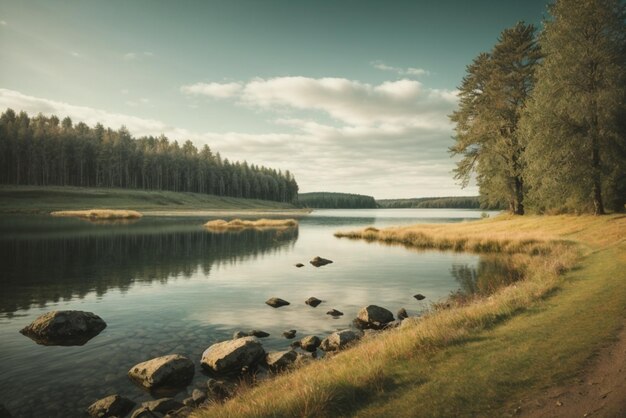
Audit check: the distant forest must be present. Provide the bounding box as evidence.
[377,196,502,209]
[0,109,298,203]
[298,192,377,208]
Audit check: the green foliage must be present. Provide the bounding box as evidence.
[521,0,626,214]
[377,196,502,209]
[0,110,299,203]
[298,192,377,208]
[450,22,541,215]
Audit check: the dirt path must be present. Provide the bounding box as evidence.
[517,322,626,417]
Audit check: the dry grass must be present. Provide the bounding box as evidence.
[203,218,298,230]
[50,209,143,219]
[192,214,625,418]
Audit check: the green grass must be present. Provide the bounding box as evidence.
[0,185,299,213]
[192,214,626,418]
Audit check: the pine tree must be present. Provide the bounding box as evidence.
[522,0,626,214]
[450,22,541,214]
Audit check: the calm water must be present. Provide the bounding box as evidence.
[0,209,507,417]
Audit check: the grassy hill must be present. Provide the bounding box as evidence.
[0,186,299,214]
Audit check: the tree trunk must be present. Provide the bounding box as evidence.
[514,176,525,215]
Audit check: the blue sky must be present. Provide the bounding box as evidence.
[0,0,549,198]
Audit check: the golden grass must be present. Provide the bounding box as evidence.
[203,218,298,230]
[193,214,625,418]
[50,209,143,219]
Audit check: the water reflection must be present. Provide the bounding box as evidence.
[0,217,298,316]
[450,256,525,298]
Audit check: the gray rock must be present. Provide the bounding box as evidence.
[356,305,394,329]
[282,329,297,339]
[300,335,321,352]
[266,350,299,371]
[191,389,206,405]
[201,337,265,373]
[319,329,361,352]
[130,406,160,418]
[128,355,194,389]
[20,310,107,346]
[310,256,333,267]
[87,394,135,418]
[265,297,290,308]
[326,309,343,316]
[141,398,183,415]
[305,297,322,307]
[397,308,408,320]
[413,294,426,300]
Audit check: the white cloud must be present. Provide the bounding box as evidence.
[70,51,81,58]
[123,52,137,60]
[371,60,430,77]
[0,20,7,26]
[180,82,243,99]
[123,51,154,61]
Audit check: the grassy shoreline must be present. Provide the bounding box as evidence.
[193,214,625,417]
[0,185,302,214]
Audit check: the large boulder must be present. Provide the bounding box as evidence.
[201,337,265,373]
[356,305,394,329]
[310,256,333,267]
[87,394,135,418]
[128,354,194,390]
[300,335,321,352]
[20,310,106,346]
[320,329,361,352]
[265,297,290,308]
[266,350,299,372]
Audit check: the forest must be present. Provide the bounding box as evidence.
[450,0,626,215]
[298,192,377,208]
[0,109,299,203]
[377,196,502,209]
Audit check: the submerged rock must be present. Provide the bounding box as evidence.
[310,256,333,267]
[20,310,107,346]
[201,337,265,373]
[320,329,361,352]
[300,335,321,352]
[234,330,270,339]
[265,297,290,308]
[266,350,299,372]
[326,309,344,317]
[282,329,297,339]
[356,305,395,329]
[87,394,135,418]
[128,354,194,390]
[413,294,426,300]
[397,308,408,320]
[295,263,305,268]
[305,297,322,307]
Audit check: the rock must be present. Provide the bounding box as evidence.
[320,329,362,352]
[310,256,333,267]
[128,355,194,390]
[384,319,403,329]
[130,406,160,418]
[265,297,290,308]
[207,378,232,400]
[233,331,248,339]
[182,397,194,407]
[356,305,395,329]
[290,340,301,349]
[300,335,321,352]
[164,406,194,418]
[295,263,305,268]
[250,330,270,338]
[305,297,322,307]
[326,309,343,316]
[201,337,265,373]
[191,389,206,405]
[87,394,135,418]
[20,310,107,346]
[141,398,183,415]
[266,350,299,372]
[397,308,408,320]
[413,294,426,300]
[282,329,297,339]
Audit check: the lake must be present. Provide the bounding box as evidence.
[0,209,506,417]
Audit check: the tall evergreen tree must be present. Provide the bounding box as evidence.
[522,0,626,214]
[450,22,541,214]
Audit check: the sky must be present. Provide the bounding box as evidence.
[0,0,550,199]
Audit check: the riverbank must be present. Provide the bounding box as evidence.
[0,186,302,214]
[192,214,625,417]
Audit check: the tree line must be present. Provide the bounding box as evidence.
[0,109,299,203]
[377,196,502,209]
[451,0,625,215]
[298,192,377,208]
